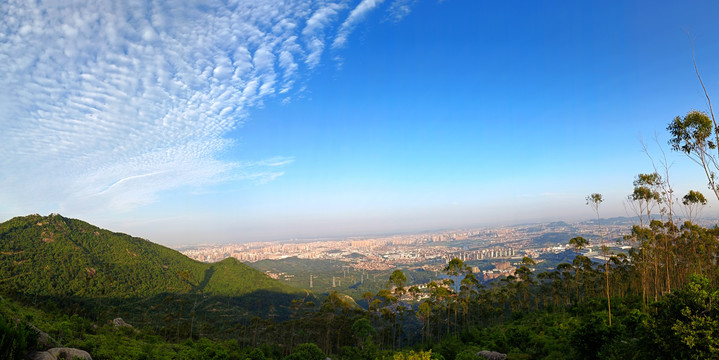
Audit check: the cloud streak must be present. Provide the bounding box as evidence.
[303,2,346,68]
[333,0,386,49]
[0,0,403,215]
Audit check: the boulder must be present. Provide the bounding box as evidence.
[477,350,507,360]
[112,317,132,328]
[47,347,92,360]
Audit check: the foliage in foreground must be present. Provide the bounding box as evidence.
[2,271,718,360]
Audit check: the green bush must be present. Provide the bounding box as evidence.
[284,343,325,360]
[244,348,267,360]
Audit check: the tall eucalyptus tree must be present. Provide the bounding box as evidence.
[587,193,611,325]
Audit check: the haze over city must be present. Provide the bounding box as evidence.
[3,0,719,245]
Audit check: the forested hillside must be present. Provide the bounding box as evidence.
[0,214,310,348]
[0,214,302,297]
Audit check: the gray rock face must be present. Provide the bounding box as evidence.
[112,317,132,328]
[46,347,93,360]
[477,350,507,360]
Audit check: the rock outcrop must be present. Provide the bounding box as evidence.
[27,348,92,360]
[47,347,92,360]
[112,317,132,328]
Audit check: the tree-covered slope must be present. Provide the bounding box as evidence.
[0,213,304,300]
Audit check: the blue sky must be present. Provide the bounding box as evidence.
[2,0,719,245]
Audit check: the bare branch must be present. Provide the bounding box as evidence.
[689,34,718,159]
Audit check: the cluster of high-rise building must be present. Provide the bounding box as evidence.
[181,232,524,274]
[443,247,517,262]
[180,220,633,273]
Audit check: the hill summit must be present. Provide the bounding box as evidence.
[0,214,308,328]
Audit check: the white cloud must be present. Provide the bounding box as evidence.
[332,0,385,49]
[255,156,296,167]
[0,0,405,217]
[302,2,346,68]
[385,0,416,22]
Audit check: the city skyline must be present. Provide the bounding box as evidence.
[3,1,719,245]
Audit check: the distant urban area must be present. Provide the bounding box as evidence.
[180,219,634,283]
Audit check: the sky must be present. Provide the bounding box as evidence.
[3,0,719,245]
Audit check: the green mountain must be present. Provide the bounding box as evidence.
[0,214,310,337]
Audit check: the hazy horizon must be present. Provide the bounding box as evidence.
[3,1,719,246]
